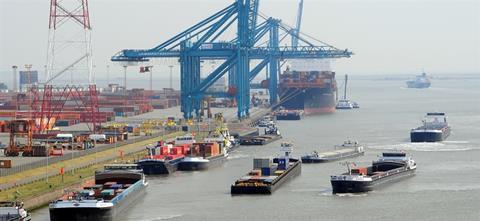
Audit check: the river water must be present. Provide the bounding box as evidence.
[33,74,480,221]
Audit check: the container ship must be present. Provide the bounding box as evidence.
[330,152,416,194]
[137,141,189,175]
[301,140,364,163]
[231,142,301,194]
[49,164,148,221]
[278,68,337,115]
[411,112,450,142]
[406,72,431,88]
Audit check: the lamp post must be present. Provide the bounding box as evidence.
[168,65,174,90]
[12,66,18,92]
[106,65,110,87]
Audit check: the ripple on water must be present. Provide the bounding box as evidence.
[137,214,183,221]
[369,141,473,152]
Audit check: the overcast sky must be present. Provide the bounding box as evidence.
[1,0,479,80]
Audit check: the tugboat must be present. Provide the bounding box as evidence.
[49,164,148,221]
[406,72,431,88]
[137,141,189,175]
[301,141,365,163]
[330,152,416,194]
[0,201,31,221]
[231,142,301,194]
[411,112,451,142]
[258,116,275,127]
[177,142,228,171]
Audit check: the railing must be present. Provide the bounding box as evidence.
[0,129,180,191]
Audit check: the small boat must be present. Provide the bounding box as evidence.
[0,201,31,221]
[257,115,275,127]
[49,164,148,221]
[336,75,358,110]
[336,99,354,109]
[231,142,301,194]
[177,142,228,171]
[406,72,431,88]
[410,112,451,142]
[264,125,281,136]
[137,142,189,175]
[301,141,365,163]
[330,152,416,194]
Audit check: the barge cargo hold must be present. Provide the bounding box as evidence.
[330,153,416,194]
[231,142,301,194]
[410,112,450,142]
[301,141,364,163]
[49,164,148,221]
[177,142,227,171]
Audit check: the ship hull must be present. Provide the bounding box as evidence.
[231,160,301,195]
[49,181,146,221]
[279,87,337,115]
[331,168,416,194]
[410,127,450,142]
[407,82,431,89]
[137,158,183,175]
[301,151,364,164]
[178,154,227,171]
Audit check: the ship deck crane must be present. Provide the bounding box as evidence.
[112,0,352,119]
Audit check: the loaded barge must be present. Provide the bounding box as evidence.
[231,142,301,194]
[240,125,281,146]
[330,153,416,194]
[178,142,228,171]
[274,109,304,121]
[49,164,148,221]
[137,141,189,175]
[410,112,450,142]
[301,141,364,163]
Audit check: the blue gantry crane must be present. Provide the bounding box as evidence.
[112,0,352,119]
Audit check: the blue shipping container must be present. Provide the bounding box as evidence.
[278,158,287,170]
[261,167,271,176]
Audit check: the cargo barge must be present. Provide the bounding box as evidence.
[301,141,364,163]
[0,201,31,221]
[410,112,450,142]
[49,164,148,221]
[278,68,338,115]
[240,124,281,145]
[330,152,416,194]
[177,142,228,171]
[231,142,301,194]
[274,109,304,120]
[137,142,189,175]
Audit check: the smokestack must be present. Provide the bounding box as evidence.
[12,65,18,92]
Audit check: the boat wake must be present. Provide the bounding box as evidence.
[228,153,250,160]
[369,142,472,152]
[333,193,369,197]
[138,214,183,221]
